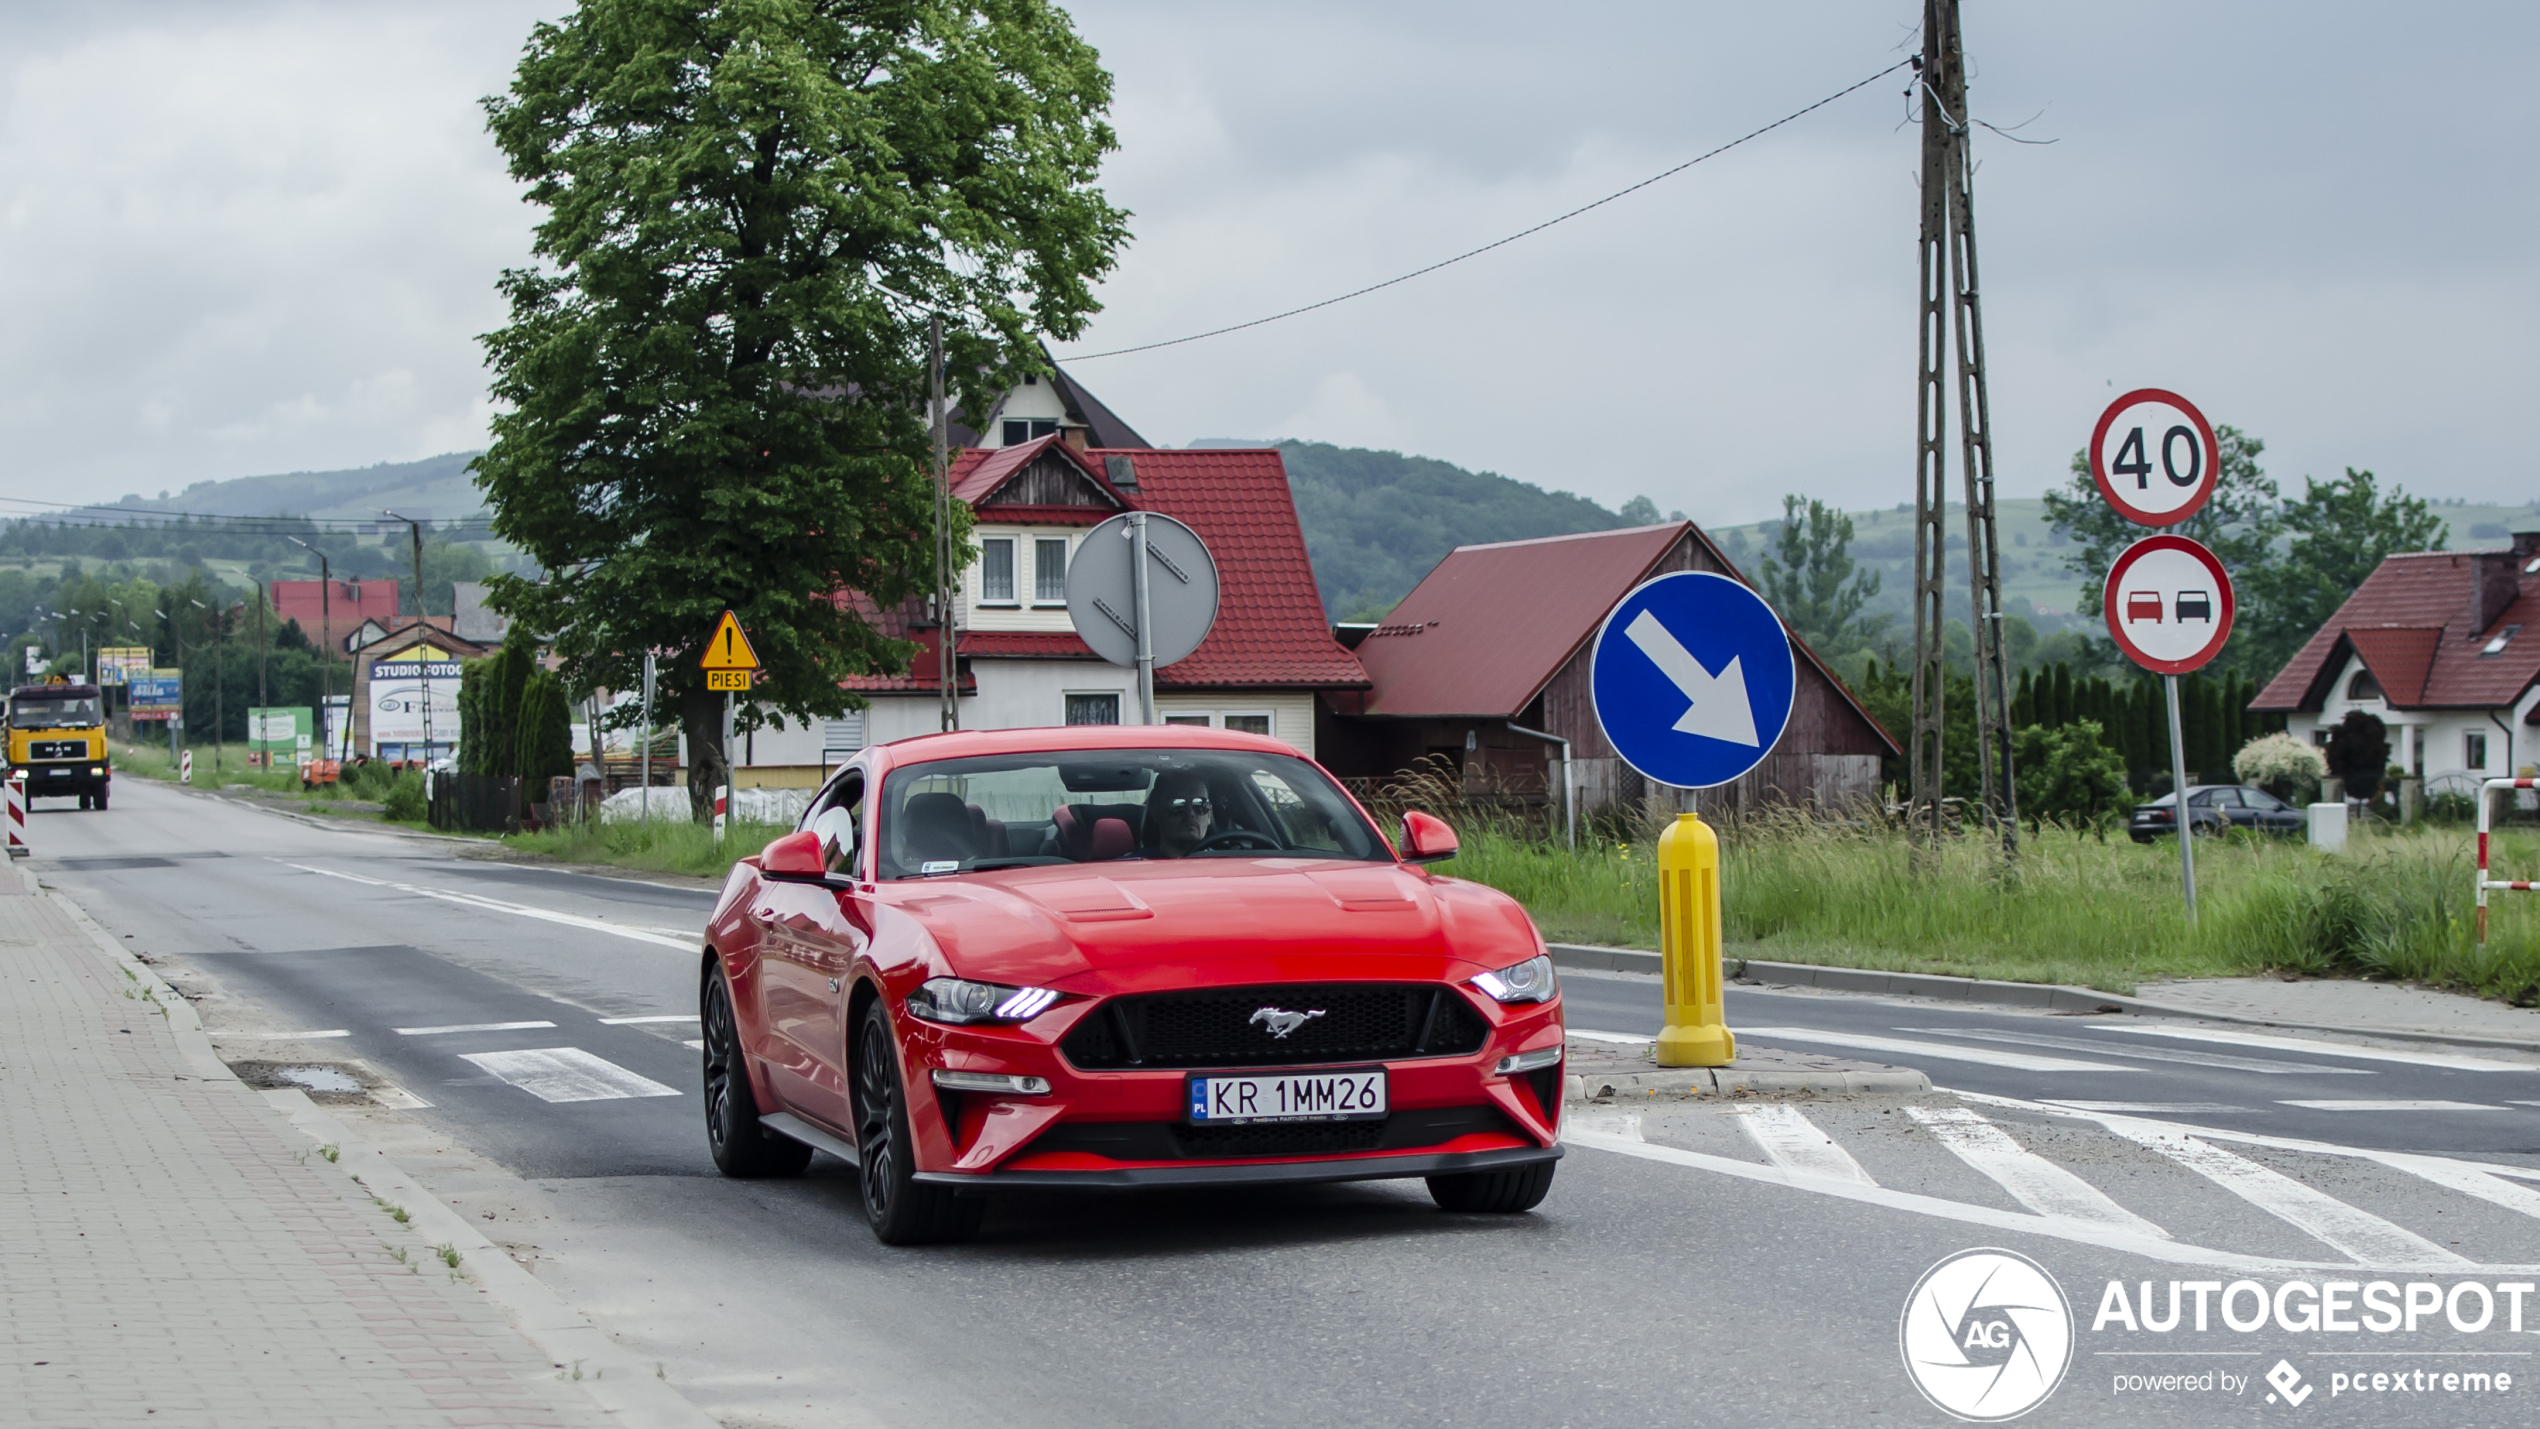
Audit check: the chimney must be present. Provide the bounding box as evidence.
[2472,550,2522,634]
[2514,529,2540,564]
[1060,422,1088,453]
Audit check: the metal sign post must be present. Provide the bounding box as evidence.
[2163,674,2197,923]
[2104,529,2236,927]
[640,650,655,824]
[1065,511,1220,721]
[1130,512,1155,723]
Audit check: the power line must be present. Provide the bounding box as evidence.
[0,492,498,535]
[1055,58,1914,363]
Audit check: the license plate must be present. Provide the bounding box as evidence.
[1187,1068,1387,1124]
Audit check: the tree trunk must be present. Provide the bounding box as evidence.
[681,686,727,823]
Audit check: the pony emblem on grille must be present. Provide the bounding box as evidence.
[1248,1006,1325,1040]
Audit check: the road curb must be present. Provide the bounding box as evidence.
[1548,942,2540,1054]
[21,862,724,1429]
[1566,1064,1930,1102]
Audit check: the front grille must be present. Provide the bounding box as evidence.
[29,741,85,761]
[1026,1105,1516,1161]
[1060,983,1489,1070]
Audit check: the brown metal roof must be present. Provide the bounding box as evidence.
[2253,546,2540,711]
[1355,523,1703,718]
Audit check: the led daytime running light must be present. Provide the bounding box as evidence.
[1494,1046,1563,1076]
[931,1070,1052,1095]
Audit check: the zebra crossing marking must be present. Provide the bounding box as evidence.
[460,1047,682,1103]
[2277,1099,2506,1112]
[1904,1105,2168,1238]
[1731,1104,1877,1185]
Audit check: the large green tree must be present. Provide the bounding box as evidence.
[2041,424,2280,619]
[475,0,1128,815]
[1755,495,1888,661]
[2237,469,2447,679]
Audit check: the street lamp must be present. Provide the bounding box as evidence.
[382,509,439,768]
[191,597,223,773]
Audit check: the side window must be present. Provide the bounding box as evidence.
[806,771,865,874]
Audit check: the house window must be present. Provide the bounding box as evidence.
[1001,418,1059,445]
[980,538,1016,603]
[1162,714,1210,727]
[2347,670,2382,701]
[1035,538,1068,602]
[1224,713,1273,737]
[2468,731,2490,770]
[1065,693,1120,725]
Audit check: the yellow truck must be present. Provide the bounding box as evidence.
[8,680,110,809]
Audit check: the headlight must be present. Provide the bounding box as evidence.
[1471,953,1556,1004]
[906,977,1059,1025]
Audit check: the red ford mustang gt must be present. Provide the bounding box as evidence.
[700,725,1565,1244]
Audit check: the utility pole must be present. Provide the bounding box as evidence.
[285,536,342,767]
[386,511,435,766]
[1907,0,2018,855]
[190,598,223,773]
[931,316,957,732]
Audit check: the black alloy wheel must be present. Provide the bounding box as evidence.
[702,964,812,1179]
[854,999,984,1245]
[1426,1160,1558,1213]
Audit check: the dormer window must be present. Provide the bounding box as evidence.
[980,538,1016,603]
[2483,624,2522,656]
[2347,670,2382,701]
[1001,418,1058,445]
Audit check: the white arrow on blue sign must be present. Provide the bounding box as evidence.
[1590,571,1796,789]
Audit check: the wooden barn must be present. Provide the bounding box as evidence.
[1318,522,1898,821]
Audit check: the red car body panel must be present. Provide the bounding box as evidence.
[705,725,1564,1187]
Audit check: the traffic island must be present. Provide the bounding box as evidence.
[1563,1035,1929,1103]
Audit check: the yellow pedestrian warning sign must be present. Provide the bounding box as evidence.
[700,610,761,672]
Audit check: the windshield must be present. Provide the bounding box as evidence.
[12,696,100,729]
[875,748,1388,879]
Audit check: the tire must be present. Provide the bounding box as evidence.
[93,787,106,811]
[854,998,983,1245]
[1427,1159,1558,1213]
[77,794,90,810]
[701,963,812,1179]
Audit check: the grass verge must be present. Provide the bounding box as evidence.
[500,817,794,881]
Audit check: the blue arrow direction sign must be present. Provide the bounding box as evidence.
[1590,571,1796,789]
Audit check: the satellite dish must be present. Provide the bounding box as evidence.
[1067,512,1219,673]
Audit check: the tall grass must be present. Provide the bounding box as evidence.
[1374,768,2540,1005]
[502,817,794,880]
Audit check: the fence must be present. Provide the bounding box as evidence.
[428,774,522,835]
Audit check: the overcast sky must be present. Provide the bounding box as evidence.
[2,1,2535,525]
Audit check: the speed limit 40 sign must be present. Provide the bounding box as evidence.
[2089,389,2219,528]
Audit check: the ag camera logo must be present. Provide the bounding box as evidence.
[1901,1248,2074,1421]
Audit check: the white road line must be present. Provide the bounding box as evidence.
[2277,1100,2506,1112]
[1567,1028,1654,1045]
[370,1084,433,1110]
[2508,1101,2540,1108]
[1731,1105,1876,1185]
[2045,1101,2249,1114]
[1736,1026,2137,1072]
[599,1015,698,1025]
[1905,1105,2168,1238]
[681,1040,705,1051]
[459,1047,681,1103]
[1904,1026,2373,1075]
[1953,1087,2540,1188]
[277,861,699,950]
[208,1029,351,1039]
[2094,1115,2470,1267]
[394,1020,558,1037]
[2088,1023,2540,1073]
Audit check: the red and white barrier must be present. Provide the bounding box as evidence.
[6,770,26,859]
[179,749,193,784]
[2473,777,2540,944]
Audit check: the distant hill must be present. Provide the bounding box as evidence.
[1274,440,1635,621]
[95,452,489,526]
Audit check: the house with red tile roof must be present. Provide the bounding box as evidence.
[1321,523,1899,819]
[731,432,1368,779]
[2250,531,2540,788]
[269,578,401,655]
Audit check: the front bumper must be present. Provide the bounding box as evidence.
[15,762,108,794]
[901,985,1567,1183]
[916,1143,1560,1191]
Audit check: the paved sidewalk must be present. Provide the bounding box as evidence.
[0,872,627,1428]
[2134,975,2540,1043]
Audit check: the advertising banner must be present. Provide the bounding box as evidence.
[128,668,182,721]
[94,647,152,686]
[247,706,314,767]
[368,660,461,755]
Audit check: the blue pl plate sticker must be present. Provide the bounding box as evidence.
[1589,570,1796,789]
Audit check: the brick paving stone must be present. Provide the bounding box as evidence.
[0,880,615,1429]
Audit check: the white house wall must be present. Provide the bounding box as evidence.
[2291,651,2540,785]
[964,524,1084,634]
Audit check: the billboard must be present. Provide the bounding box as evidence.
[95,647,152,686]
[248,706,314,767]
[368,660,461,754]
[129,668,182,721]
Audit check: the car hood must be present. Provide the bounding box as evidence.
[877,858,1543,993]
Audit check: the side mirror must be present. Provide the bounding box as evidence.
[760,829,827,881]
[1400,809,1459,864]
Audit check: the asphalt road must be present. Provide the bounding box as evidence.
[32,777,2540,1428]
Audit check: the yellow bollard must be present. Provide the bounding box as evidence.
[1653,812,1736,1067]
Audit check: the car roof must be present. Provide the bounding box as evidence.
[859,723,1308,778]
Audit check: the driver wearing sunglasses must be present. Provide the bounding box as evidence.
[1148,769,1215,858]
